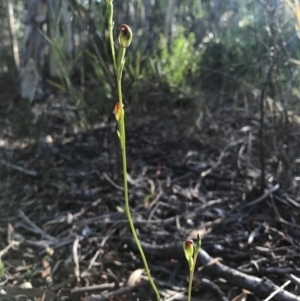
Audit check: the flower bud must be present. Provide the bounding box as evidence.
[114,102,124,121]
[195,234,201,256]
[118,24,132,48]
[184,240,194,256]
[183,240,194,269]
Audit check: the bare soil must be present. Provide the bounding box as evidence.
[0,85,300,301]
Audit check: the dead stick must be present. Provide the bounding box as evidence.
[198,248,300,301]
[128,240,300,301]
[0,159,37,176]
[87,281,147,301]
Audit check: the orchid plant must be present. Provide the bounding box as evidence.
[104,2,201,301]
[105,1,161,300]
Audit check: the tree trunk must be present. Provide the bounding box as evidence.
[19,0,74,99]
[165,0,176,49]
[7,0,20,71]
[48,0,73,78]
[20,0,47,100]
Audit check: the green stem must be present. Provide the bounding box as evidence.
[107,3,117,75]
[116,61,161,301]
[187,245,200,301]
[187,267,195,301]
[117,48,126,80]
[106,2,160,300]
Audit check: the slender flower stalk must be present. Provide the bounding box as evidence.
[106,2,161,301]
[106,0,117,75]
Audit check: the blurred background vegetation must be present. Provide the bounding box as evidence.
[0,0,300,188]
[0,0,300,113]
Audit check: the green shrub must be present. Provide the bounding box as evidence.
[156,26,204,94]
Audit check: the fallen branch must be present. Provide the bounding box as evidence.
[0,159,38,177]
[242,184,280,208]
[264,281,291,301]
[71,282,119,294]
[18,210,55,241]
[86,281,147,301]
[198,248,300,301]
[127,240,300,301]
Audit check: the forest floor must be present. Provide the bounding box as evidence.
[0,82,300,301]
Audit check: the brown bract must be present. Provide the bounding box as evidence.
[114,102,124,121]
[185,240,194,249]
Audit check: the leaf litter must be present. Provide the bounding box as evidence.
[0,90,300,301]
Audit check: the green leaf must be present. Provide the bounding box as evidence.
[67,51,83,73]
[194,234,201,256]
[0,257,5,278]
[46,80,67,93]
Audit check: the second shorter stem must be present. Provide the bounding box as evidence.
[187,268,193,301]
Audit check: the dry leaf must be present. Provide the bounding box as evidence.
[42,260,52,281]
[231,292,248,301]
[7,224,14,244]
[127,269,144,287]
[20,282,32,289]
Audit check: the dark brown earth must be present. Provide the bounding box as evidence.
[1,83,300,301]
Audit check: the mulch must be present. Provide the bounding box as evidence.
[0,89,300,301]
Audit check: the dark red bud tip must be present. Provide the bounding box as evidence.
[118,24,132,48]
[120,24,129,35]
[185,240,194,249]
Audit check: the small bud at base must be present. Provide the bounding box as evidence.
[114,102,124,121]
